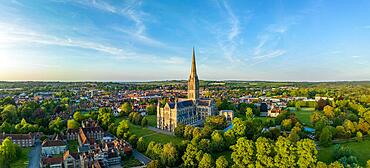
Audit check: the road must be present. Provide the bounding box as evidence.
[28,139,41,168]
[132,149,151,165]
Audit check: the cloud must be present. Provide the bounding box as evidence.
[0,22,143,60]
[362,25,370,29]
[253,50,286,59]
[221,1,240,41]
[74,0,164,47]
[159,57,186,65]
[213,0,245,64]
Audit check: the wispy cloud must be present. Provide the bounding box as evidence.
[0,22,143,60]
[73,0,164,47]
[214,0,246,64]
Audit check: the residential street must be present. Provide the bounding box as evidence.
[28,139,41,168]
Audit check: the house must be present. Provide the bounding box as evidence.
[0,133,34,147]
[268,105,282,118]
[42,140,67,156]
[41,157,63,168]
[219,110,234,121]
[63,150,80,168]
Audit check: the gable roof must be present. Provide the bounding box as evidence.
[42,140,66,147]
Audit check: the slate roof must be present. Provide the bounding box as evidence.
[42,140,66,147]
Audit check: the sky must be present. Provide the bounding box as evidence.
[1,0,370,82]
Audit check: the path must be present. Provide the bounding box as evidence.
[148,126,175,136]
[28,139,41,168]
[133,149,151,165]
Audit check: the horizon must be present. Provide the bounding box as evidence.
[1,0,370,81]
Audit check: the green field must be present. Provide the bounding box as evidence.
[146,115,157,127]
[318,138,370,166]
[288,107,317,126]
[115,117,183,145]
[10,147,31,168]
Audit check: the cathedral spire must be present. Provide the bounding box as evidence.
[188,47,199,100]
[191,47,197,77]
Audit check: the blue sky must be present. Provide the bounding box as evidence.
[1,0,370,81]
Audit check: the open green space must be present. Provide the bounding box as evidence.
[146,115,157,127]
[115,117,183,145]
[10,147,31,168]
[288,107,317,126]
[254,116,275,122]
[318,138,370,166]
[129,122,183,145]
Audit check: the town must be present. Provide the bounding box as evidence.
[0,51,369,168]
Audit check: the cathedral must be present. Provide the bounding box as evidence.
[157,48,217,132]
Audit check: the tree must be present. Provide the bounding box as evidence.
[231,118,246,137]
[141,117,148,127]
[184,125,194,140]
[182,144,199,167]
[97,108,114,129]
[343,120,356,134]
[281,119,293,131]
[160,143,178,167]
[73,111,84,122]
[204,116,227,130]
[323,105,335,118]
[296,139,318,168]
[192,127,202,139]
[255,137,274,168]
[274,137,296,167]
[137,137,146,152]
[231,137,254,168]
[216,156,228,168]
[356,131,363,142]
[367,160,370,168]
[146,104,156,115]
[128,135,138,148]
[210,131,225,152]
[120,102,132,116]
[320,126,332,147]
[310,112,322,124]
[49,117,64,134]
[117,120,129,138]
[67,119,79,129]
[0,137,17,167]
[146,160,160,168]
[246,107,253,119]
[1,105,18,124]
[199,153,213,168]
[174,124,185,137]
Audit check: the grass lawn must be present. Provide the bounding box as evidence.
[10,147,32,168]
[318,139,370,166]
[288,107,317,126]
[255,116,275,122]
[146,115,157,127]
[129,122,183,145]
[115,117,183,145]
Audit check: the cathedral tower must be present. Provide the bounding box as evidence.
[188,47,199,100]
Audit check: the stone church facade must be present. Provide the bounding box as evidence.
[157,48,217,132]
